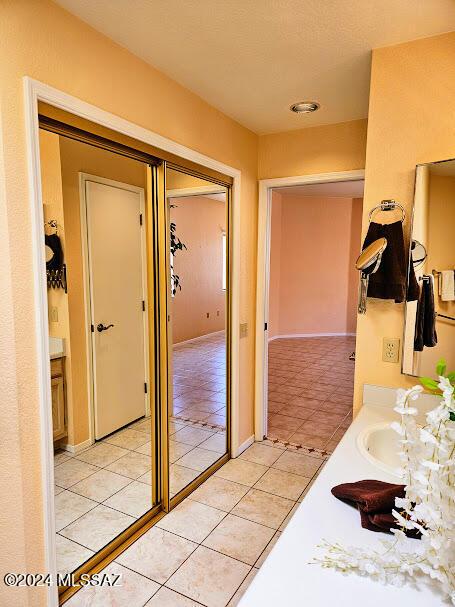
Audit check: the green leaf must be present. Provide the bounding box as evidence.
[447,372,455,385]
[420,377,439,391]
[450,411,455,422]
[436,359,447,376]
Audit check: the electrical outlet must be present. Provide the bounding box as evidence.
[49,306,58,323]
[217,310,220,317]
[382,337,400,363]
[240,322,248,338]
[206,312,210,318]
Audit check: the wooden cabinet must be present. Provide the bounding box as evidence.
[51,357,67,441]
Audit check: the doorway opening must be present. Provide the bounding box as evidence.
[255,171,365,455]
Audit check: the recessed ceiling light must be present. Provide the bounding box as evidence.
[290,101,320,114]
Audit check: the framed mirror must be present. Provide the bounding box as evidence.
[403,159,455,376]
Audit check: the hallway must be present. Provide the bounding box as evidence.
[267,336,355,453]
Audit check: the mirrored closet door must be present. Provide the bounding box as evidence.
[166,167,230,502]
[39,115,163,587]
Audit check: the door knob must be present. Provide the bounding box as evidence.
[97,323,114,332]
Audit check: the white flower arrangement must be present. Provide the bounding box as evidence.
[315,359,455,603]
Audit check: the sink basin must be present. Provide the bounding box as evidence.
[357,422,402,478]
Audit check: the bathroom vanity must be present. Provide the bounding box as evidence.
[49,337,66,441]
[239,392,443,606]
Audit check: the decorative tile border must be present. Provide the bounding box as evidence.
[265,435,330,458]
[171,415,226,432]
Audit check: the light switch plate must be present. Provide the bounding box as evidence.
[49,306,58,323]
[382,337,400,363]
[240,323,248,338]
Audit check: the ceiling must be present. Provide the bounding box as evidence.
[275,180,364,198]
[55,0,455,134]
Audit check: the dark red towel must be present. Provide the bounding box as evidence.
[331,480,420,539]
[331,480,405,513]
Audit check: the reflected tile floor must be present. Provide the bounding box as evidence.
[65,440,327,607]
[172,331,227,431]
[267,336,355,453]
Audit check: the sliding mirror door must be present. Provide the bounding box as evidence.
[166,167,230,500]
[403,158,455,376]
[39,123,162,586]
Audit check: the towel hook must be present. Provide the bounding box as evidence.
[368,200,406,223]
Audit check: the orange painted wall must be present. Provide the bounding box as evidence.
[171,196,226,343]
[258,119,368,179]
[0,1,257,602]
[353,31,455,416]
[269,193,362,338]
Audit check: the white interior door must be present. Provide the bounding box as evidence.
[85,177,148,440]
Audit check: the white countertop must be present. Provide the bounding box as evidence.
[239,404,443,606]
[49,336,65,359]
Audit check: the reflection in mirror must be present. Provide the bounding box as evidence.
[40,127,155,576]
[166,168,228,498]
[403,159,455,376]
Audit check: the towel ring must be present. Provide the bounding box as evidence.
[368,200,406,223]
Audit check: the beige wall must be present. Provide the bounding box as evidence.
[353,31,455,417]
[171,196,226,343]
[0,1,257,601]
[269,193,362,337]
[258,119,367,179]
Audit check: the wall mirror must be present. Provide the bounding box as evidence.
[166,167,229,502]
[403,159,455,376]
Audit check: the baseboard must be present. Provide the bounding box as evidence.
[234,434,254,457]
[173,329,225,349]
[61,438,92,454]
[269,332,356,342]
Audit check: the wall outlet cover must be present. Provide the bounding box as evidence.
[50,306,58,322]
[382,337,400,363]
[240,322,248,338]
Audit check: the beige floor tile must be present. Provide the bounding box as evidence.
[116,526,197,584]
[279,502,300,530]
[170,465,200,494]
[239,443,282,466]
[169,420,188,435]
[70,469,133,502]
[190,476,249,512]
[54,485,65,496]
[64,562,159,607]
[203,514,274,565]
[104,481,152,517]
[145,587,200,606]
[56,534,94,575]
[231,489,294,529]
[166,546,250,607]
[214,459,268,486]
[131,418,152,434]
[157,499,226,543]
[54,459,99,489]
[134,440,152,455]
[169,440,194,463]
[227,567,258,607]
[105,451,151,479]
[198,433,227,453]
[76,443,129,468]
[175,447,221,471]
[254,531,281,567]
[272,450,323,477]
[60,504,135,552]
[104,429,150,451]
[136,469,152,485]
[55,491,97,532]
[172,426,215,446]
[54,450,74,466]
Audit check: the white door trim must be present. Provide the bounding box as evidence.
[23,76,241,607]
[255,169,365,441]
[79,173,150,444]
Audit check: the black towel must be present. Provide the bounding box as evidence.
[414,277,437,351]
[362,221,419,303]
[45,233,63,272]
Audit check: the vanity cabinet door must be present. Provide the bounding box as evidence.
[52,376,66,441]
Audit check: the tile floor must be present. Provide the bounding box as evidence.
[65,440,327,607]
[267,336,355,452]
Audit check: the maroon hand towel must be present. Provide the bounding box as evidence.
[331,480,405,513]
[360,510,422,538]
